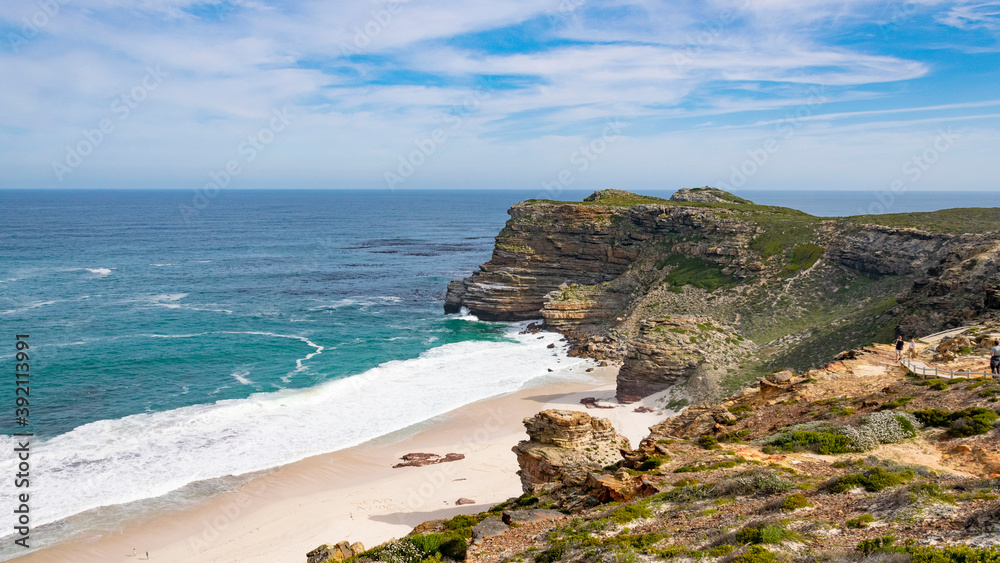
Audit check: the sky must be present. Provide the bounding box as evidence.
[1,0,999,191]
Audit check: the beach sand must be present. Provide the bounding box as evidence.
[14,366,664,563]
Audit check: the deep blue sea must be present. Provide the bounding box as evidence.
[0,188,998,557]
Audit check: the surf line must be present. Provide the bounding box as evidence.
[142,331,324,378]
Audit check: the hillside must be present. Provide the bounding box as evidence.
[322,328,1000,563]
[445,189,1000,400]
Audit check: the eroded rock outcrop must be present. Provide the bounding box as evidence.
[512,410,629,492]
[307,541,365,563]
[617,317,757,402]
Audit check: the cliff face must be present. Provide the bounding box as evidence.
[447,189,1000,400]
[445,203,642,321]
[616,317,757,402]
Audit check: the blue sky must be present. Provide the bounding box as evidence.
[1,0,999,191]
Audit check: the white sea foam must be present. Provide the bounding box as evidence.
[231,368,252,385]
[150,263,173,267]
[309,296,403,311]
[0,300,62,315]
[86,268,113,276]
[0,328,590,531]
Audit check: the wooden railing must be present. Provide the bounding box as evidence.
[900,356,995,380]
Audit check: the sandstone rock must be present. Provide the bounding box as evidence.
[501,509,565,525]
[443,280,467,314]
[616,317,756,401]
[512,410,629,492]
[455,498,475,505]
[393,452,465,468]
[307,541,365,563]
[471,517,508,544]
[584,471,656,503]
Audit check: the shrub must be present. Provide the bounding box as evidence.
[698,435,722,450]
[732,546,779,563]
[913,407,998,437]
[828,467,912,493]
[778,494,812,511]
[360,539,425,563]
[736,522,798,545]
[881,396,914,410]
[534,543,566,563]
[767,430,854,454]
[639,456,670,471]
[857,536,897,556]
[717,468,793,497]
[846,514,875,528]
[761,412,920,455]
[610,505,651,524]
[729,405,755,416]
[674,458,743,473]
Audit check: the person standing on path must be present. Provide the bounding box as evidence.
[990,340,1000,375]
[909,340,917,359]
[895,336,905,362]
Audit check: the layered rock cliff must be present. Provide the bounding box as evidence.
[447,189,1000,401]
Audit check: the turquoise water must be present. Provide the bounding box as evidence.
[0,188,995,557]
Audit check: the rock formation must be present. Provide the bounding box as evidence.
[307,541,365,563]
[511,410,629,492]
[616,317,757,402]
[445,188,1000,401]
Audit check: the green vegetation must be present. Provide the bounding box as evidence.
[777,494,812,511]
[781,244,825,276]
[912,407,998,437]
[674,457,745,473]
[764,430,854,455]
[828,466,913,493]
[610,505,651,524]
[857,536,1000,563]
[735,522,801,545]
[732,545,780,563]
[697,435,722,450]
[658,254,738,292]
[881,396,914,410]
[846,514,875,528]
[857,535,897,556]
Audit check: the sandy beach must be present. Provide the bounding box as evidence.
[14,365,663,563]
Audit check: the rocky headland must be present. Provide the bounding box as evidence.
[445,188,1000,402]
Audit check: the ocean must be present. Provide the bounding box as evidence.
[1,188,998,558]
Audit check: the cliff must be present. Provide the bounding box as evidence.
[446,189,1000,401]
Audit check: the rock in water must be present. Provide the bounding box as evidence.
[443,280,467,314]
[512,410,629,492]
